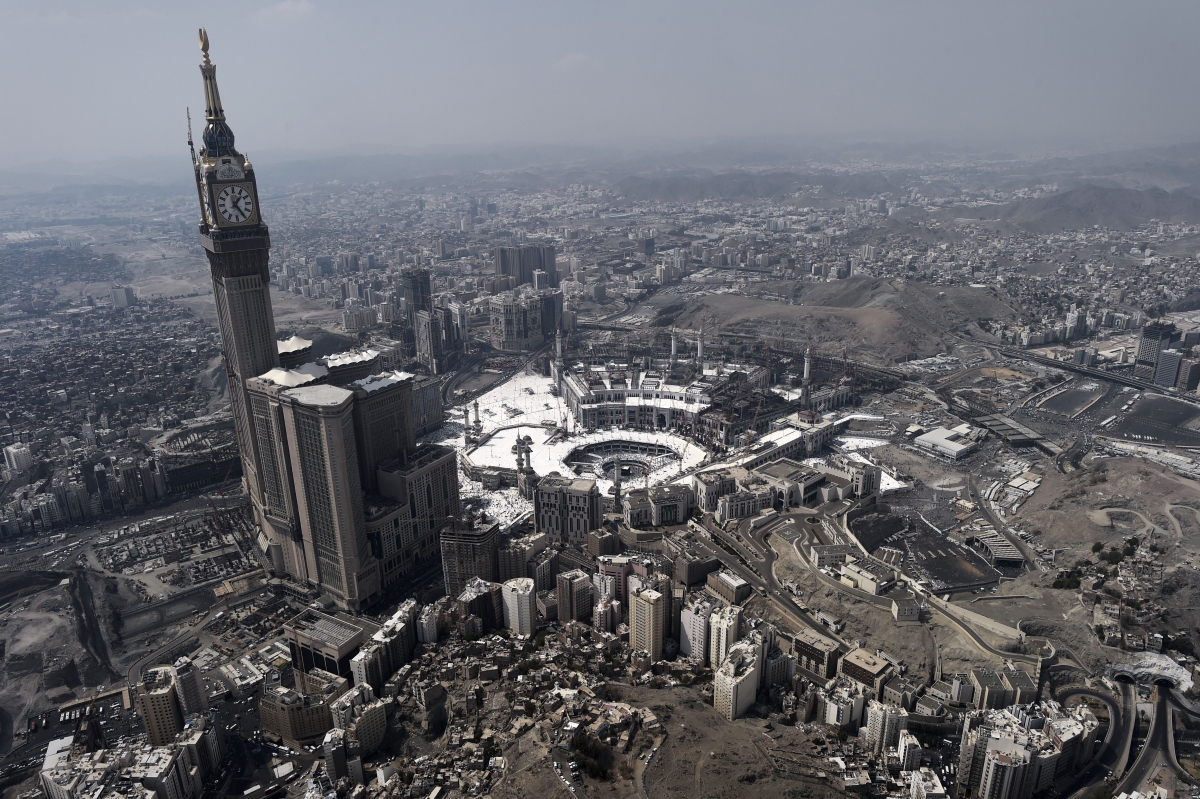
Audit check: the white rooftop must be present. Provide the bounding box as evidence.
[325,349,379,368]
[258,362,328,387]
[277,335,312,354]
[284,384,354,408]
[352,370,415,393]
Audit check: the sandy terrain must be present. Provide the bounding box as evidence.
[1019,457,1200,553]
[654,276,1022,363]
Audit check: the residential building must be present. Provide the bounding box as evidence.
[714,639,761,721]
[629,587,667,662]
[502,577,536,636]
[439,515,500,598]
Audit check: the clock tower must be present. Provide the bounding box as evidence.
[192,29,283,565]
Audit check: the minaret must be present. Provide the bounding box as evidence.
[192,29,286,571]
[611,455,623,514]
[670,328,677,366]
[803,346,812,385]
[696,326,704,362]
[555,329,563,363]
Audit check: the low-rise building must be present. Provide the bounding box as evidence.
[839,647,893,693]
[706,569,752,604]
[791,627,841,679]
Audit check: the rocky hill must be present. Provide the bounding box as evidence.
[995,184,1200,233]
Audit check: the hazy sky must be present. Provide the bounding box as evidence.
[4,0,1200,170]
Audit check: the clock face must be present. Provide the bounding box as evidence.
[217,184,255,224]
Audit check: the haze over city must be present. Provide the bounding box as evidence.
[3,0,1200,183]
[5,6,1200,799]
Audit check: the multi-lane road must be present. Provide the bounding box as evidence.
[1114,684,1172,795]
[1056,682,1136,798]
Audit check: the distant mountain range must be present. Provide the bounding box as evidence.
[989,184,1200,233]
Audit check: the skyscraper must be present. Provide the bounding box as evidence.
[494,244,557,288]
[279,385,380,610]
[629,587,667,662]
[556,569,594,623]
[192,29,281,555]
[189,31,463,610]
[1133,321,1179,381]
[439,515,500,597]
[400,269,432,323]
[137,666,184,746]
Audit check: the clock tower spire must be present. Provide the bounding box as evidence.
[192,29,296,578]
[198,28,237,158]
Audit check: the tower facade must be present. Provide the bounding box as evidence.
[192,29,280,543]
[279,385,380,610]
[629,587,666,662]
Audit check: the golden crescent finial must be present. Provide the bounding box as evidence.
[199,28,209,54]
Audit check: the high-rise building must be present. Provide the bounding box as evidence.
[439,515,500,597]
[173,657,209,716]
[494,244,557,288]
[1178,359,1200,392]
[414,309,441,372]
[489,291,551,351]
[556,569,594,622]
[713,639,760,721]
[679,597,715,664]
[1155,348,1184,387]
[502,577,536,636]
[865,700,908,754]
[137,667,184,746]
[708,605,742,669]
[110,285,137,308]
[1133,321,1179,381]
[192,31,282,550]
[898,730,923,771]
[498,532,547,581]
[978,743,1031,799]
[279,385,380,611]
[629,587,667,662]
[3,444,33,473]
[534,475,601,547]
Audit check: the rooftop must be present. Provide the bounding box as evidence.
[283,383,355,409]
[323,349,379,368]
[276,335,312,354]
[352,369,415,394]
[287,610,363,648]
[257,362,328,387]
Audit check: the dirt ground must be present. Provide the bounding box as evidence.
[620,686,843,799]
[1019,456,1200,555]
[770,535,952,684]
[657,276,1021,363]
[61,227,340,329]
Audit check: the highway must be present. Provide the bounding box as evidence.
[1114,684,1172,796]
[1058,682,1136,799]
